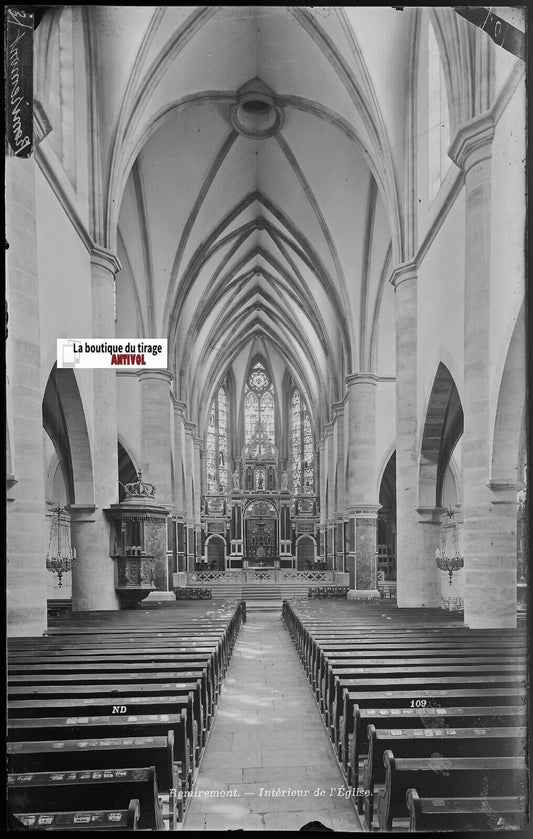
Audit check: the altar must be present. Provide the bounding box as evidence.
[243,557,280,569]
[200,416,320,573]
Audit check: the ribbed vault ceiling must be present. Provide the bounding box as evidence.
[108,6,405,430]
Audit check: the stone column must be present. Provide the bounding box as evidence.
[6,156,48,635]
[184,421,195,520]
[184,420,196,570]
[450,114,516,627]
[230,496,243,559]
[173,400,186,518]
[345,373,380,598]
[137,369,173,592]
[415,506,444,606]
[332,401,346,513]
[325,423,335,521]
[324,422,335,569]
[138,370,173,507]
[173,401,186,573]
[333,401,346,572]
[313,449,320,496]
[317,439,326,563]
[199,445,207,497]
[193,436,202,514]
[390,262,427,606]
[279,494,292,559]
[193,436,203,563]
[318,437,327,530]
[71,246,121,611]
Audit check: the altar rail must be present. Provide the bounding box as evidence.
[184,570,345,585]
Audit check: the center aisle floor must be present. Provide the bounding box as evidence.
[182,611,363,832]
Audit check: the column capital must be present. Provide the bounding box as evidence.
[332,399,346,417]
[67,504,98,522]
[345,504,381,518]
[90,245,122,275]
[172,398,188,416]
[487,480,520,504]
[390,260,418,289]
[323,421,334,438]
[448,111,495,173]
[345,372,379,388]
[137,369,173,385]
[193,435,203,449]
[416,505,445,524]
[184,419,196,436]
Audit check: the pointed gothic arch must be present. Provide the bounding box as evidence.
[42,366,94,506]
[491,304,526,485]
[419,363,464,509]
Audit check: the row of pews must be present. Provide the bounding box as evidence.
[174,587,213,600]
[308,586,349,599]
[7,599,246,831]
[283,599,528,833]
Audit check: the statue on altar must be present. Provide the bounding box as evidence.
[281,470,289,491]
[232,470,240,489]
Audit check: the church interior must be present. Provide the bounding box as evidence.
[6,5,528,833]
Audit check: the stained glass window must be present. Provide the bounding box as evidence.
[244,391,258,444]
[244,362,275,445]
[291,386,314,494]
[206,385,228,493]
[248,362,270,392]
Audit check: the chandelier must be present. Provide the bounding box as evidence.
[45,505,77,587]
[435,506,464,585]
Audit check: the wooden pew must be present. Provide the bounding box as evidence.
[339,687,527,776]
[347,704,527,790]
[8,675,210,750]
[281,599,528,836]
[9,644,225,691]
[309,637,527,688]
[8,662,215,726]
[315,651,525,701]
[8,711,192,791]
[296,617,526,656]
[9,651,222,703]
[10,638,228,685]
[7,601,244,827]
[329,673,526,740]
[9,767,164,831]
[175,587,212,600]
[406,788,527,833]
[8,733,178,789]
[361,725,527,828]
[378,752,528,832]
[47,600,72,618]
[12,799,140,831]
[324,660,526,722]
[306,635,526,684]
[9,693,198,771]
[8,733,180,827]
[31,639,231,672]
[312,646,527,690]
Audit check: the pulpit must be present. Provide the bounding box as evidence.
[106,472,170,608]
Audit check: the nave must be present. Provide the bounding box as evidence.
[181,611,360,832]
[7,596,528,832]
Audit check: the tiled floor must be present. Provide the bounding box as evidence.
[181,611,362,832]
